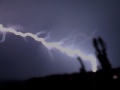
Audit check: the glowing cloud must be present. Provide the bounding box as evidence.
[0,24,97,72]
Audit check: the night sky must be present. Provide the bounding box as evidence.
[0,0,120,80]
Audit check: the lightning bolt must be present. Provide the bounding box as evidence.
[0,24,97,72]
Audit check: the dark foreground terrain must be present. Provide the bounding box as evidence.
[0,68,120,89]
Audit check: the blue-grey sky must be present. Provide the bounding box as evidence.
[0,0,120,80]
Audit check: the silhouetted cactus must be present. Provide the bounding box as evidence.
[93,37,111,71]
[77,57,86,73]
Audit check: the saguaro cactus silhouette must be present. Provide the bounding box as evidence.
[77,57,86,73]
[93,37,111,71]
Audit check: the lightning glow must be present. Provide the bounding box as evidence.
[0,24,97,72]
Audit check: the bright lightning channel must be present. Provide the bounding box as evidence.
[0,24,97,72]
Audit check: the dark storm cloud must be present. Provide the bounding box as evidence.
[0,0,120,79]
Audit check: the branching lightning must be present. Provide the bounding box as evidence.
[0,31,6,42]
[0,24,97,72]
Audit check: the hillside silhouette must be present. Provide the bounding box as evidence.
[0,37,120,89]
